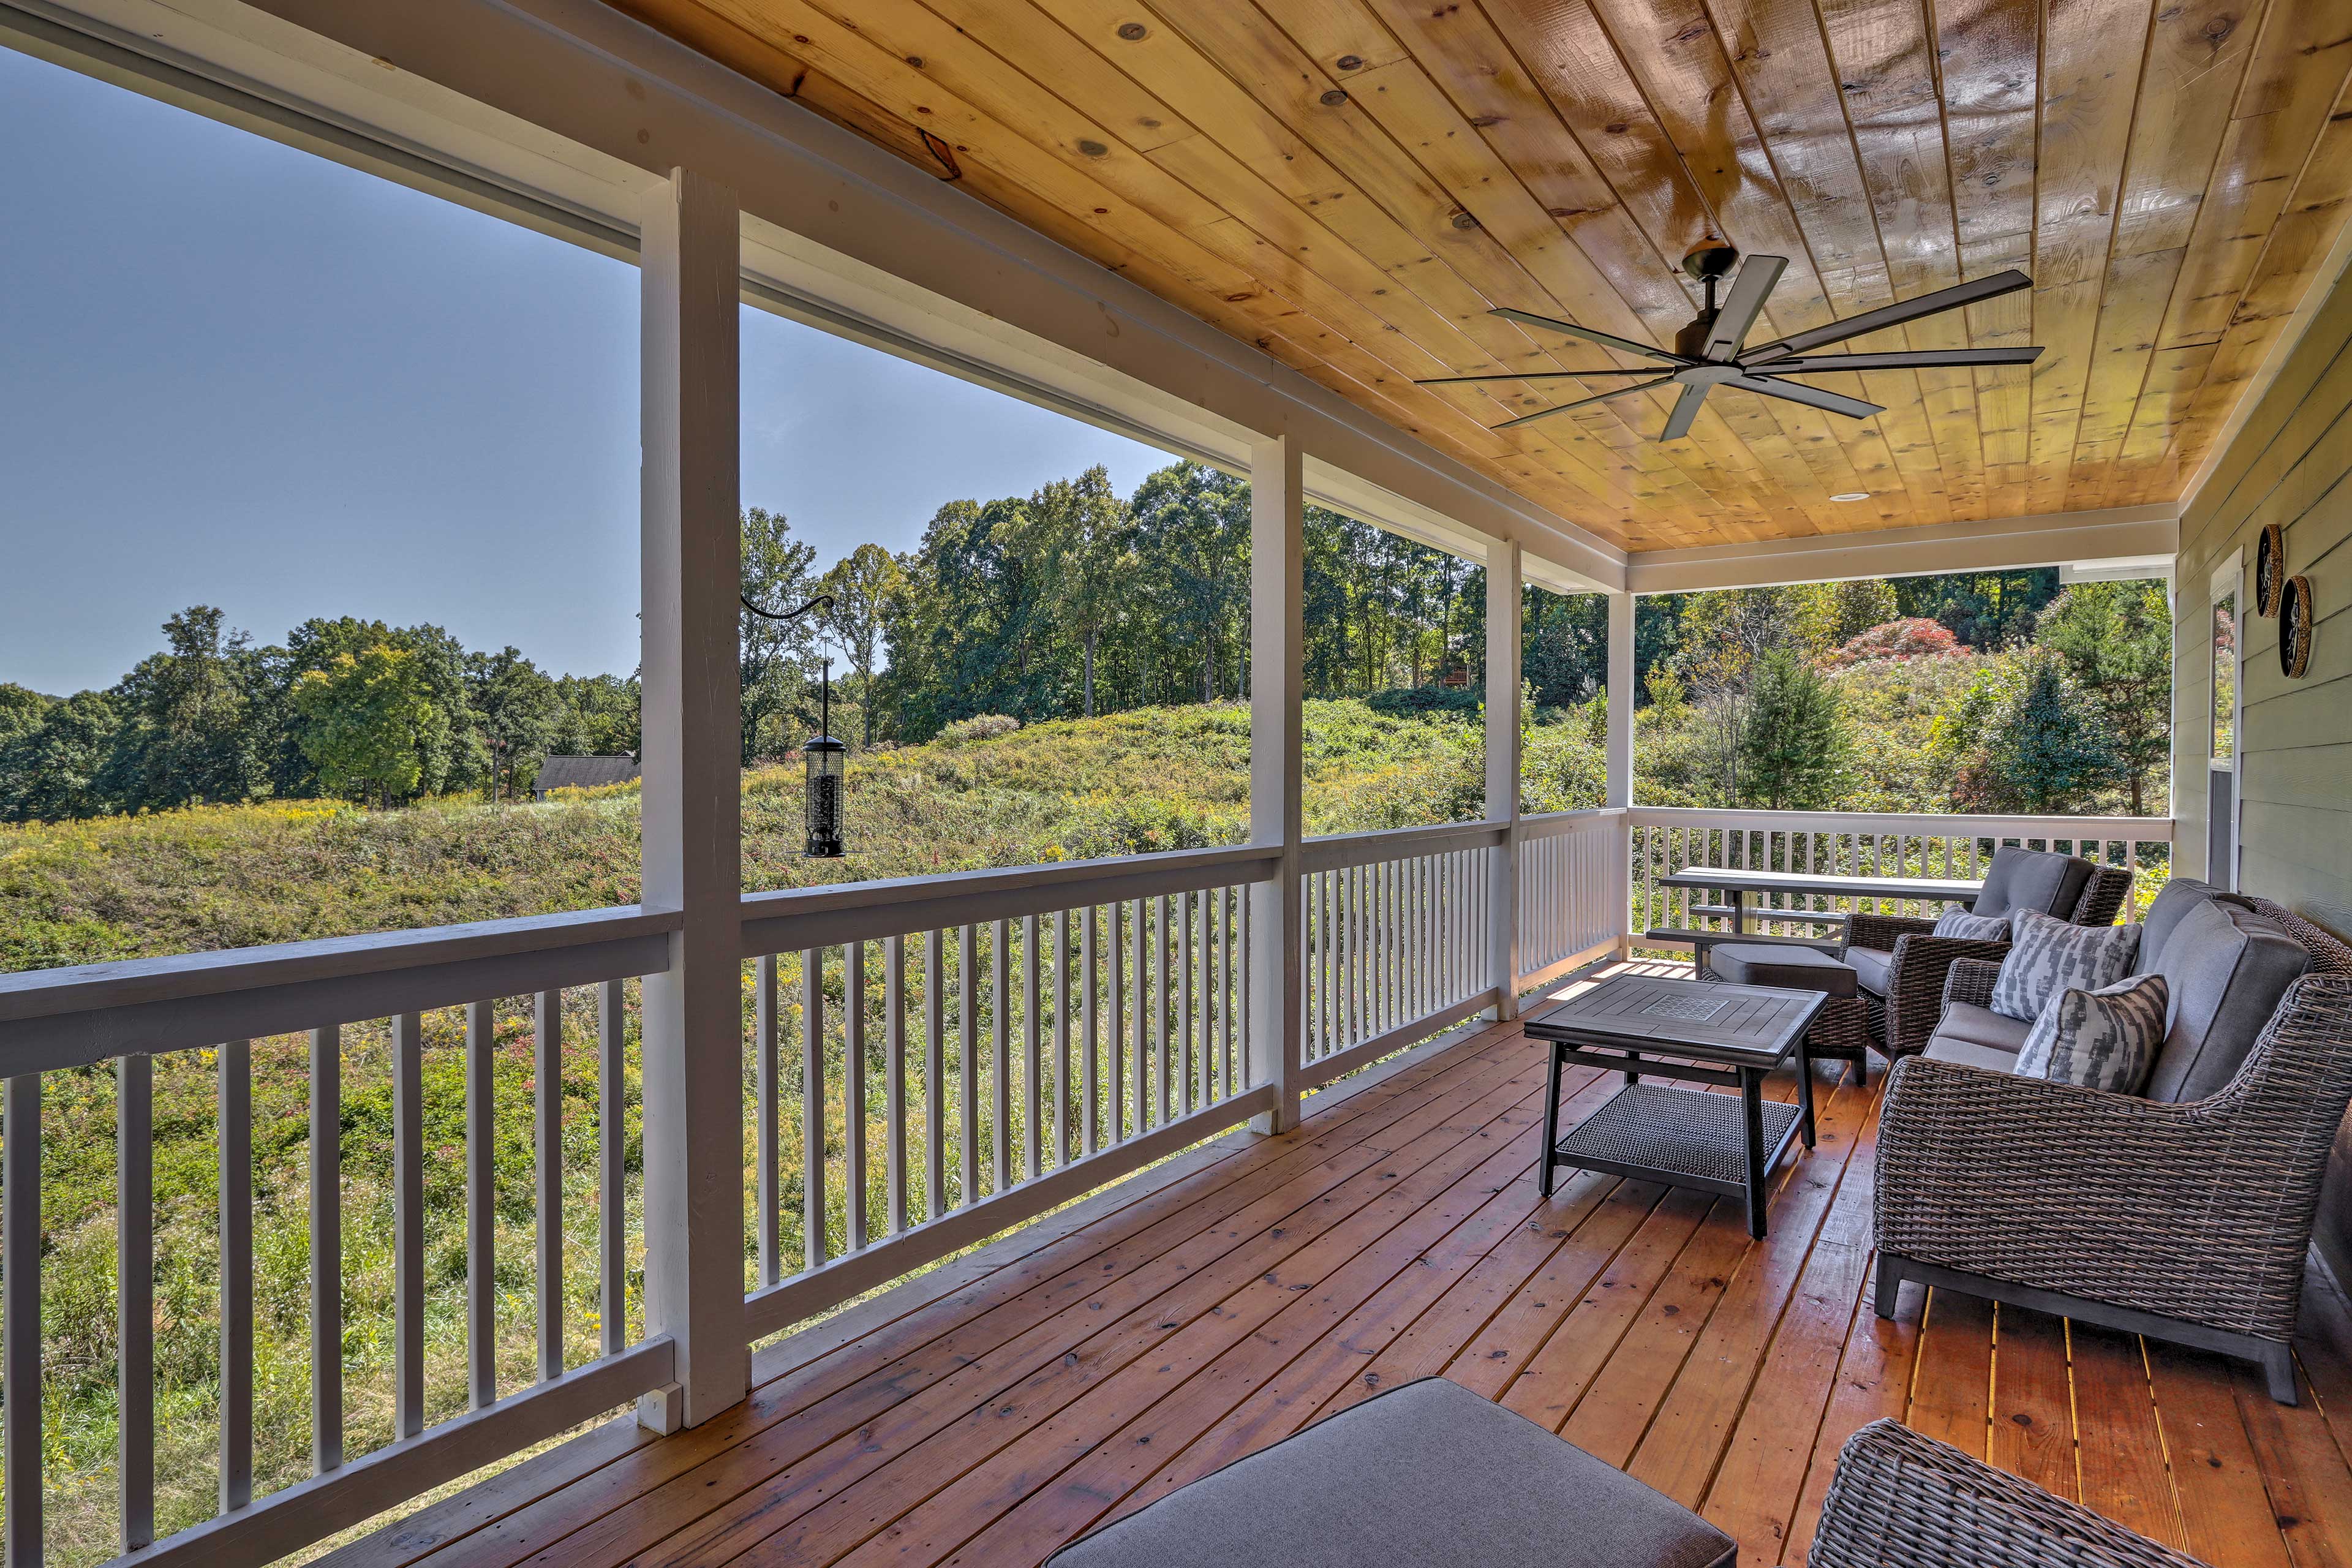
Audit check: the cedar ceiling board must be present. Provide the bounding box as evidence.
[611,0,2352,549]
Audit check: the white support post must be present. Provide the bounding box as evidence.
[1606,591,1635,956]
[1248,434,1304,1134]
[635,166,750,1432]
[1487,540,1523,1019]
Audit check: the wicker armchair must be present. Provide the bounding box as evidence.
[1845,860,2133,1058]
[1873,967,2352,1402]
[1811,1419,2208,1568]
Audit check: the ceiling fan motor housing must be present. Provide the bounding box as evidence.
[1681,239,1740,281]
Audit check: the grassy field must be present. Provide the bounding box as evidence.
[4,698,1596,1563]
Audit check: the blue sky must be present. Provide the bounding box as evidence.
[0,45,1170,696]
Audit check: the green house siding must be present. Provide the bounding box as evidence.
[2174,252,2352,1278]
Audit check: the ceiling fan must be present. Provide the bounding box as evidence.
[1418,240,2043,441]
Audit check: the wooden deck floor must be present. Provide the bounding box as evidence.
[335,963,2352,1568]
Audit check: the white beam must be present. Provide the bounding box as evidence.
[635,166,749,1431]
[1248,434,1304,1134]
[1624,505,2179,594]
[1606,591,1635,957]
[1486,539,1523,1019]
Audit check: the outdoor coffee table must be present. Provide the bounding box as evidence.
[1525,974,1825,1238]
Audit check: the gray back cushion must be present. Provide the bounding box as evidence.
[2135,877,2255,972]
[1973,847,2095,922]
[2143,898,2311,1103]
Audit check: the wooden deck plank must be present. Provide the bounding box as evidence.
[2147,1343,2296,1568]
[413,1030,1542,1568]
[346,971,2332,1568]
[1988,1304,2078,1500]
[2071,1324,2190,1551]
[824,1089,1562,1565]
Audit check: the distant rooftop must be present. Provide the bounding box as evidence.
[532,754,639,796]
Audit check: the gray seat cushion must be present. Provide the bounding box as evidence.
[1923,1035,2026,1073]
[1931,1001,2033,1057]
[1972,847,2095,922]
[1845,944,1892,998]
[1709,943,1858,998]
[2141,897,2311,1103]
[1045,1377,1736,1568]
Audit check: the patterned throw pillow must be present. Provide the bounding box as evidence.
[2013,973,2169,1093]
[1932,908,2009,940]
[1988,908,2142,1022]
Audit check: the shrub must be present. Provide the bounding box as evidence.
[1822,617,1964,669]
[938,713,1022,743]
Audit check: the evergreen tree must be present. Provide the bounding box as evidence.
[2035,579,2171,815]
[1736,648,1849,809]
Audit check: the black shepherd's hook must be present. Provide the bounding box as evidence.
[741,592,834,622]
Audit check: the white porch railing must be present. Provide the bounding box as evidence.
[0,909,683,1568]
[0,821,1648,1568]
[1297,822,1501,1091]
[1627,807,2177,948]
[1515,810,1627,989]
[734,844,1278,1343]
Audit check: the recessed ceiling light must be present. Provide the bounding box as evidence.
[1831,492,1870,502]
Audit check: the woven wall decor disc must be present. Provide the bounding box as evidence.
[2280,574,2313,678]
[2256,523,2286,615]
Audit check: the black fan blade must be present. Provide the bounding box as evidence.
[1413,368,1675,385]
[1740,270,2030,361]
[1491,375,1675,431]
[1490,307,1691,364]
[1705,255,1787,359]
[1725,374,1883,420]
[1659,382,1708,442]
[1748,347,2045,372]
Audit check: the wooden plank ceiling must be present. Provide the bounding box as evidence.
[610,0,2352,551]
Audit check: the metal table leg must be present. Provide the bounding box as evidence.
[1795,1031,1817,1150]
[1539,1041,1562,1198]
[1624,1049,1641,1088]
[1741,1067,1768,1238]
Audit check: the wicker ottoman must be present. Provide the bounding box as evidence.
[1706,943,1874,1068]
[1046,1377,1735,1568]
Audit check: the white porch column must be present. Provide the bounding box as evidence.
[1248,434,1305,1134]
[1606,591,1635,955]
[636,167,750,1431]
[1487,539,1523,1019]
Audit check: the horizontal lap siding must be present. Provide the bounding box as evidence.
[2174,252,2352,1278]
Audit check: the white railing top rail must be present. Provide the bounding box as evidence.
[1626,806,2175,840]
[739,842,1280,955]
[1299,819,1505,873]
[0,904,678,1073]
[1517,807,1624,839]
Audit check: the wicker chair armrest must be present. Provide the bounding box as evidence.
[1842,911,1940,956]
[1941,957,2003,1011]
[1884,934,2015,1057]
[1811,1419,2206,1568]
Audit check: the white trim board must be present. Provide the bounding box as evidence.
[8,0,1623,593]
[1622,504,2180,594]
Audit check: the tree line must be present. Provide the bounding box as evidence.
[0,450,2169,822]
[0,609,638,820]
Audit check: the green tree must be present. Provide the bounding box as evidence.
[283,617,473,795]
[0,691,121,821]
[1942,650,2111,813]
[290,645,436,805]
[741,507,823,761]
[820,542,905,745]
[1792,578,1899,657]
[105,606,268,809]
[1131,462,1250,703]
[1036,467,1134,718]
[2035,579,2171,815]
[466,647,564,799]
[1737,648,1849,809]
[552,673,641,756]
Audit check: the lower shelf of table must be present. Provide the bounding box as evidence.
[1550,1083,1804,1197]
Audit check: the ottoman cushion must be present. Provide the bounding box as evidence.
[1844,945,1891,998]
[1709,942,1859,998]
[1046,1377,1735,1568]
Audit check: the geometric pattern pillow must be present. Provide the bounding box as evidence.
[1988,907,2142,1022]
[1932,908,2010,940]
[2013,973,2169,1093]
